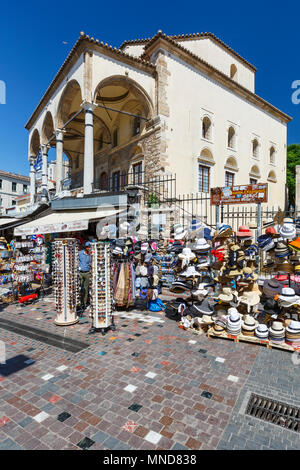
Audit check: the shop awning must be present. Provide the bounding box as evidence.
[14,207,124,236]
[0,217,21,229]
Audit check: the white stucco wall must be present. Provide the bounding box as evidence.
[121,44,146,57]
[175,37,255,92]
[164,52,286,209]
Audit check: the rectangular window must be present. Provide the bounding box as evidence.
[198,165,210,193]
[250,178,257,185]
[12,200,16,206]
[225,171,234,187]
[112,171,120,191]
[23,184,28,194]
[0,179,2,189]
[12,182,17,192]
[133,162,143,185]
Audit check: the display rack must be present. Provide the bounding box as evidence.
[52,238,79,326]
[89,241,115,335]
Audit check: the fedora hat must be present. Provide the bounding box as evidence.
[263,278,282,298]
[236,225,253,238]
[274,241,290,257]
[262,298,280,315]
[242,314,259,331]
[255,323,269,339]
[215,224,232,238]
[278,287,300,305]
[280,223,296,240]
[269,321,285,341]
[212,323,226,335]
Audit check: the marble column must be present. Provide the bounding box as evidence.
[55,130,63,194]
[41,145,48,202]
[82,102,95,194]
[29,157,36,205]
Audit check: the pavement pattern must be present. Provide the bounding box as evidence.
[0,293,299,450]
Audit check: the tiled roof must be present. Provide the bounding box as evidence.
[0,170,29,182]
[120,30,257,72]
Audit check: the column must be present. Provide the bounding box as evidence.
[55,130,63,195]
[295,165,300,212]
[29,157,36,205]
[82,102,94,194]
[41,145,48,202]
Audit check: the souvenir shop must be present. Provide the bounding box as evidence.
[163,217,300,353]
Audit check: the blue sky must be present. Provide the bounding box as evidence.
[0,0,299,175]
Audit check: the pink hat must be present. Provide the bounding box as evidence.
[236,225,253,238]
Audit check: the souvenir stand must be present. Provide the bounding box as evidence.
[52,238,79,326]
[89,241,115,335]
[0,237,15,304]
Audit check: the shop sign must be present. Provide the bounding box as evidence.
[210,184,268,205]
[14,219,88,236]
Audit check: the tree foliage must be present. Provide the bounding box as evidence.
[287,144,300,206]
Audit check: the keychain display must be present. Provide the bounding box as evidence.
[52,238,79,326]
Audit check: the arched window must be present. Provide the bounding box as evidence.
[252,138,259,158]
[132,114,141,137]
[228,126,235,149]
[270,146,275,164]
[202,116,212,140]
[249,165,261,184]
[230,64,237,79]
[112,128,118,147]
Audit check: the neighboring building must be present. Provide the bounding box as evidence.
[25,30,291,222]
[0,170,30,214]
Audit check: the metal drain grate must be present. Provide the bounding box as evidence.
[246,393,300,432]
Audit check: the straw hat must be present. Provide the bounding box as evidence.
[242,314,258,331]
[174,226,187,240]
[255,323,269,339]
[238,291,260,311]
[218,287,234,303]
[212,323,225,336]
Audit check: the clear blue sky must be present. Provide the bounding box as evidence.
[0,0,299,176]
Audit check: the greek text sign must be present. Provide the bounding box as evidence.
[210,184,268,205]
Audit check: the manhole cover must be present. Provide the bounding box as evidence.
[246,393,300,432]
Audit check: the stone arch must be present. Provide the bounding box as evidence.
[93,75,154,119]
[268,170,277,182]
[41,111,55,145]
[56,79,83,128]
[29,129,41,157]
[225,156,238,171]
[199,147,215,165]
[250,165,261,178]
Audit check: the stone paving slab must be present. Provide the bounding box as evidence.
[1,293,297,450]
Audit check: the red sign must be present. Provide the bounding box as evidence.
[211,184,268,205]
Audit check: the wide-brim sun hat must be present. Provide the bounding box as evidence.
[263,279,282,298]
[193,238,210,252]
[286,320,300,335]
[189,219,203,233]
[174,226,188,240]
[196,299,215,315]
[180,266,201,278]
[238,291,260,308]
[178,247,196,261]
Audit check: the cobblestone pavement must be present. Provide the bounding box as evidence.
[0,294,299,450]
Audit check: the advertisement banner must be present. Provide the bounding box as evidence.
[14,219,89,236]
[210,183,268,205]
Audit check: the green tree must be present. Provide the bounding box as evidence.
[287,144,300,206]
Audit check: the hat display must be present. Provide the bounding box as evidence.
[238,290,260,311]
[189,219,203,234]
[269,321,285,343]
[285,321,300,346]
[280,223,296,240]
[236,225,253,238]
[215,224,232,238]
[227,310,242,336]
[255,324,269,339]
[241,315,258,336]
[274,242,290,258]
